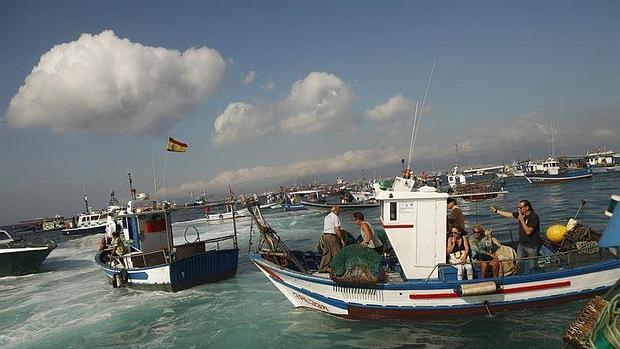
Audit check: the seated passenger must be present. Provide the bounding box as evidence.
[470,224,501,278]
[446,225,473,280]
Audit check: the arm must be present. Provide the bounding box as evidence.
[518,214,535,235]
[490,206,514,218]
[446,238,454,254]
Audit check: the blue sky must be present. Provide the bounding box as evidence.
[1,0,618,224]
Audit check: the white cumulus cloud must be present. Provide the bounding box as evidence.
[279,72,353,134]
[212,102,273,146]
[164,147,400,196]
[5,30,226,133]
[365,94,413,121]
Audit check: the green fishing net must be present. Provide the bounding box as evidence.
[330,244,383,284]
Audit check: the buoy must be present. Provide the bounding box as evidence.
[546,224,568,244]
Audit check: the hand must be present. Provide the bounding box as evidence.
[489,206,497,213]
[518,212,525,221]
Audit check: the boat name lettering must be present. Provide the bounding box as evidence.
[291,292,328,312]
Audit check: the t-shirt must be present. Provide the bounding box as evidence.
[512,211,541,248]
[323,212,341,235]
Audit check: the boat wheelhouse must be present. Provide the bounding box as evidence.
[95,205,239,291]
[585,149,620,173]
[0,230,57,277]
[247,179,620,319]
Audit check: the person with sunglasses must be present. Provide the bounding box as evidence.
[490,200,541,274]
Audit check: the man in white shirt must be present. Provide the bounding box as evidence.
[318,206,345,273]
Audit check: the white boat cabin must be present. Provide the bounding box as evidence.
[375,177,448,279]
[76,212,108,228]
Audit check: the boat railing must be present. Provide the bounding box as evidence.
[427,245,619,283]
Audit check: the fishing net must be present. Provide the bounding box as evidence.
[330,244,385,286]
[558,224,601,252]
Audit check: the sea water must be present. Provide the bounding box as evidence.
[1,173,619,348]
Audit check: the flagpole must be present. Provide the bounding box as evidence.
[152,156,159,202]
[163,148,168,202]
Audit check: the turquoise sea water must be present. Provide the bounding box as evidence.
[1,173,619,348]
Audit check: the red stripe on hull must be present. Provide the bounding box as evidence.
[409,280,571,299]
[381,223,414,229]
[348,290,605,320]
[255,263,283,282]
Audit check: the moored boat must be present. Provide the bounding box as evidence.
[245,180,620,319]
[0,230,57,277]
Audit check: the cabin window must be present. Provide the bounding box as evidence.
[389,202,397,221]
[380,202,384,220]
[0,231,10,240]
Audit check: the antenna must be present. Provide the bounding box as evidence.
[406,59,437,175]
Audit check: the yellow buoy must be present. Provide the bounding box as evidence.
[546,224,568,244]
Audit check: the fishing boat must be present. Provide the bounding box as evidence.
[300,200,379,212]
[205,203,249,222]
[585,148,620,173]
[246,179,620,319]
[523,157,593,183]
[94,198,239,291]
[62,210,108,235]
[0,230,57,277]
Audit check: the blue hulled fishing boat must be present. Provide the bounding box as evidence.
[95,196,239,291]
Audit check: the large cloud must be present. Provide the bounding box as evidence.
[211,71,353,144]
[364,94,413,121]
[5,30,226,133]
[212,102,273,145]
[164,147,400,196]
[279,72,353,134]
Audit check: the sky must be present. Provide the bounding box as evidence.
[0,0,618,224]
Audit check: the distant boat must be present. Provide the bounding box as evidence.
[524,157,592,183]
[0,230,57,277]
[283,203,307,211]
[585,149,620,173]
[62,211,108,235]
[95,202,239,291]
[300,200,379,212]
[205,203,249,223]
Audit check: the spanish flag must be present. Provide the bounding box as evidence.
[166,137,188,152]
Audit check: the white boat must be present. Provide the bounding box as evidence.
[246,179,620,319]
[63,211,108,235]
[205,204,249,222]
[523,157,593,183]
[585,149,620,173]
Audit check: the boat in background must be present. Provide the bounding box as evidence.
[301,200,379,212]
[63,191,122,235]
[585,148,620,173]
[0,230,57,277]
[523,157,592,183]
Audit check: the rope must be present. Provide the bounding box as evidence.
[588,292,620,348]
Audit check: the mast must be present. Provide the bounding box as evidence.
[128,173,136,200]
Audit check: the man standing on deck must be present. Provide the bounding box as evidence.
[490,200,541,274]
[447,198,465,232]
[318,206,345,273]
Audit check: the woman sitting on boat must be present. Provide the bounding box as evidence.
[446,225,473,280]
[352,211,383,255]
[470,224,500,278]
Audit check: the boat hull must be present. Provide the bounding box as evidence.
[96,249,239,292]
[251,253,620,319]
[283,204,307,211]
[301,201,379,212]
[63,224,106,236]
[525,169,593,183]
[0,246,55,277]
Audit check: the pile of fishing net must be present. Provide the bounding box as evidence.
[558,224,601,253]
[329,244,385,286]
[563,293,620,348]
[449,180,500,195]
